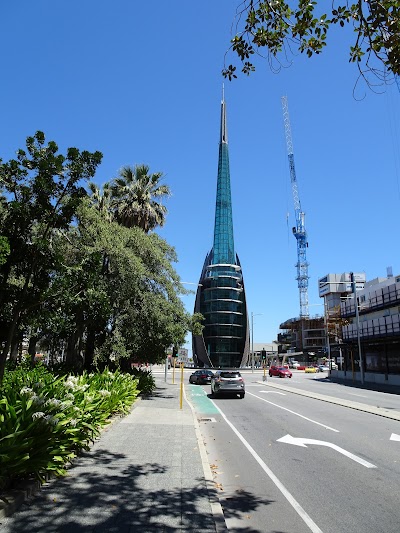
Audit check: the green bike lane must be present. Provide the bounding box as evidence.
[186,383,220,416]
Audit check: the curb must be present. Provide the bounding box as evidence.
[0,476,48,519]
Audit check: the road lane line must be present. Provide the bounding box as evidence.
[247,391,339,432]
[210,399,324,533]
[258,391,286,395]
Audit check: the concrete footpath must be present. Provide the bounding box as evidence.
[0,375,227,532]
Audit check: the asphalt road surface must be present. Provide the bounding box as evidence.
[186,370,400,533]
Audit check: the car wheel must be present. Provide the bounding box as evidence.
[269,373,272,377]
[289,375,292,378]
[239,392,245,399]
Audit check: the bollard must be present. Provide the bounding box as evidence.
[180,362,184,409]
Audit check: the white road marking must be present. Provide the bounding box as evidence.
[347,393,368,398]
[390,433,400,441]
[258,391,286,395]
[210,400,324,533]
[247,391,339,432]
[277,434,376,469]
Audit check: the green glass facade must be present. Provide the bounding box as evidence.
[193,97,249,368]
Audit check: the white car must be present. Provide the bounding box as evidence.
[290,361,300,369]
[325,361,338,370]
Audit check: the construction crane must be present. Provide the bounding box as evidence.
[281,96,309,318]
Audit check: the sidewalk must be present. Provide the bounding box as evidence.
[0,376,227,532]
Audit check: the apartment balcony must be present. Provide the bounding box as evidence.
[343,313,400,341]
[341,281,400,317]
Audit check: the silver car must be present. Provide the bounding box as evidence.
[211,370,245,399]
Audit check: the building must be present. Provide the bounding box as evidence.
[318,272,366,360]
[340,270,400,385]
[192,95,250,368]
[249,342,279,367]
[278,316,325,360]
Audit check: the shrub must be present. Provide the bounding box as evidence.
[128,367,156,394]
[0,364,139,491]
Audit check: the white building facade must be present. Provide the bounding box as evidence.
[340,272,400,385]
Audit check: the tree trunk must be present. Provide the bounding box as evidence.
[65,310,85,371]
[28,335,38,365]
[84,327,96,371]
[9,335,19,362]
[65,332,81,370]
[0,309,21,383]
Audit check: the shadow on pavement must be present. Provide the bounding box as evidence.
[313,376,400,396]
[0,448,273,532]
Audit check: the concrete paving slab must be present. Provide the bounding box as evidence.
[0,376,227,532]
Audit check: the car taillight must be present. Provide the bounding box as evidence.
[238,378,243,382]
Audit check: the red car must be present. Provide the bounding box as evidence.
[269,366,292,378]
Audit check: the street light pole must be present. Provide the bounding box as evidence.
[350,272,364,385]
[323,296,332,370]
[251,312,262,373]
[251,312,254,373]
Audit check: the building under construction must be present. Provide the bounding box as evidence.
[278,316,325,359]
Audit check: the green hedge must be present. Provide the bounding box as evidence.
[0,364,143,491]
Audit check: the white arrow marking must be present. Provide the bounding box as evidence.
[390,433,400,441]
[258,390,286,395]
[277,434,376,468]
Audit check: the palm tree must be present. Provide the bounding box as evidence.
[87,182,113,222]
[109,165,171,232]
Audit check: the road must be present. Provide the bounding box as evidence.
[185,369,400,533]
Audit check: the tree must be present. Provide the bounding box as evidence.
[0,132,102,382]
[110,165,171,232]
[87,181,113,222]
[43,201,192,370]
[223,1,400,89]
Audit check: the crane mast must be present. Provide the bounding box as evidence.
[281,96,309,318]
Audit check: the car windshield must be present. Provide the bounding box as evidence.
[220,372,241,378]
[277,367,287,371]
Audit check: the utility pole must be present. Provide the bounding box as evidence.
[350,272,364,385]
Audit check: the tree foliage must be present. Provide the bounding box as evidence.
[223,1,400,88]
[0,133,199,381]
[0,132,102,381]
[109,165,171,232]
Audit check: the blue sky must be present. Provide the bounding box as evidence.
[1,2,400,352]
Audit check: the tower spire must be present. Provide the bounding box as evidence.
[220,85,228,144]
[213,95,235,264]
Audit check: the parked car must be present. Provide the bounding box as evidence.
[304,366,317,373]
[269,366,292,378]
[211,370,245,398]
[189,369,214,384]
[317,365,329,372]
[327,362,338,370]
[289,361,301,369]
